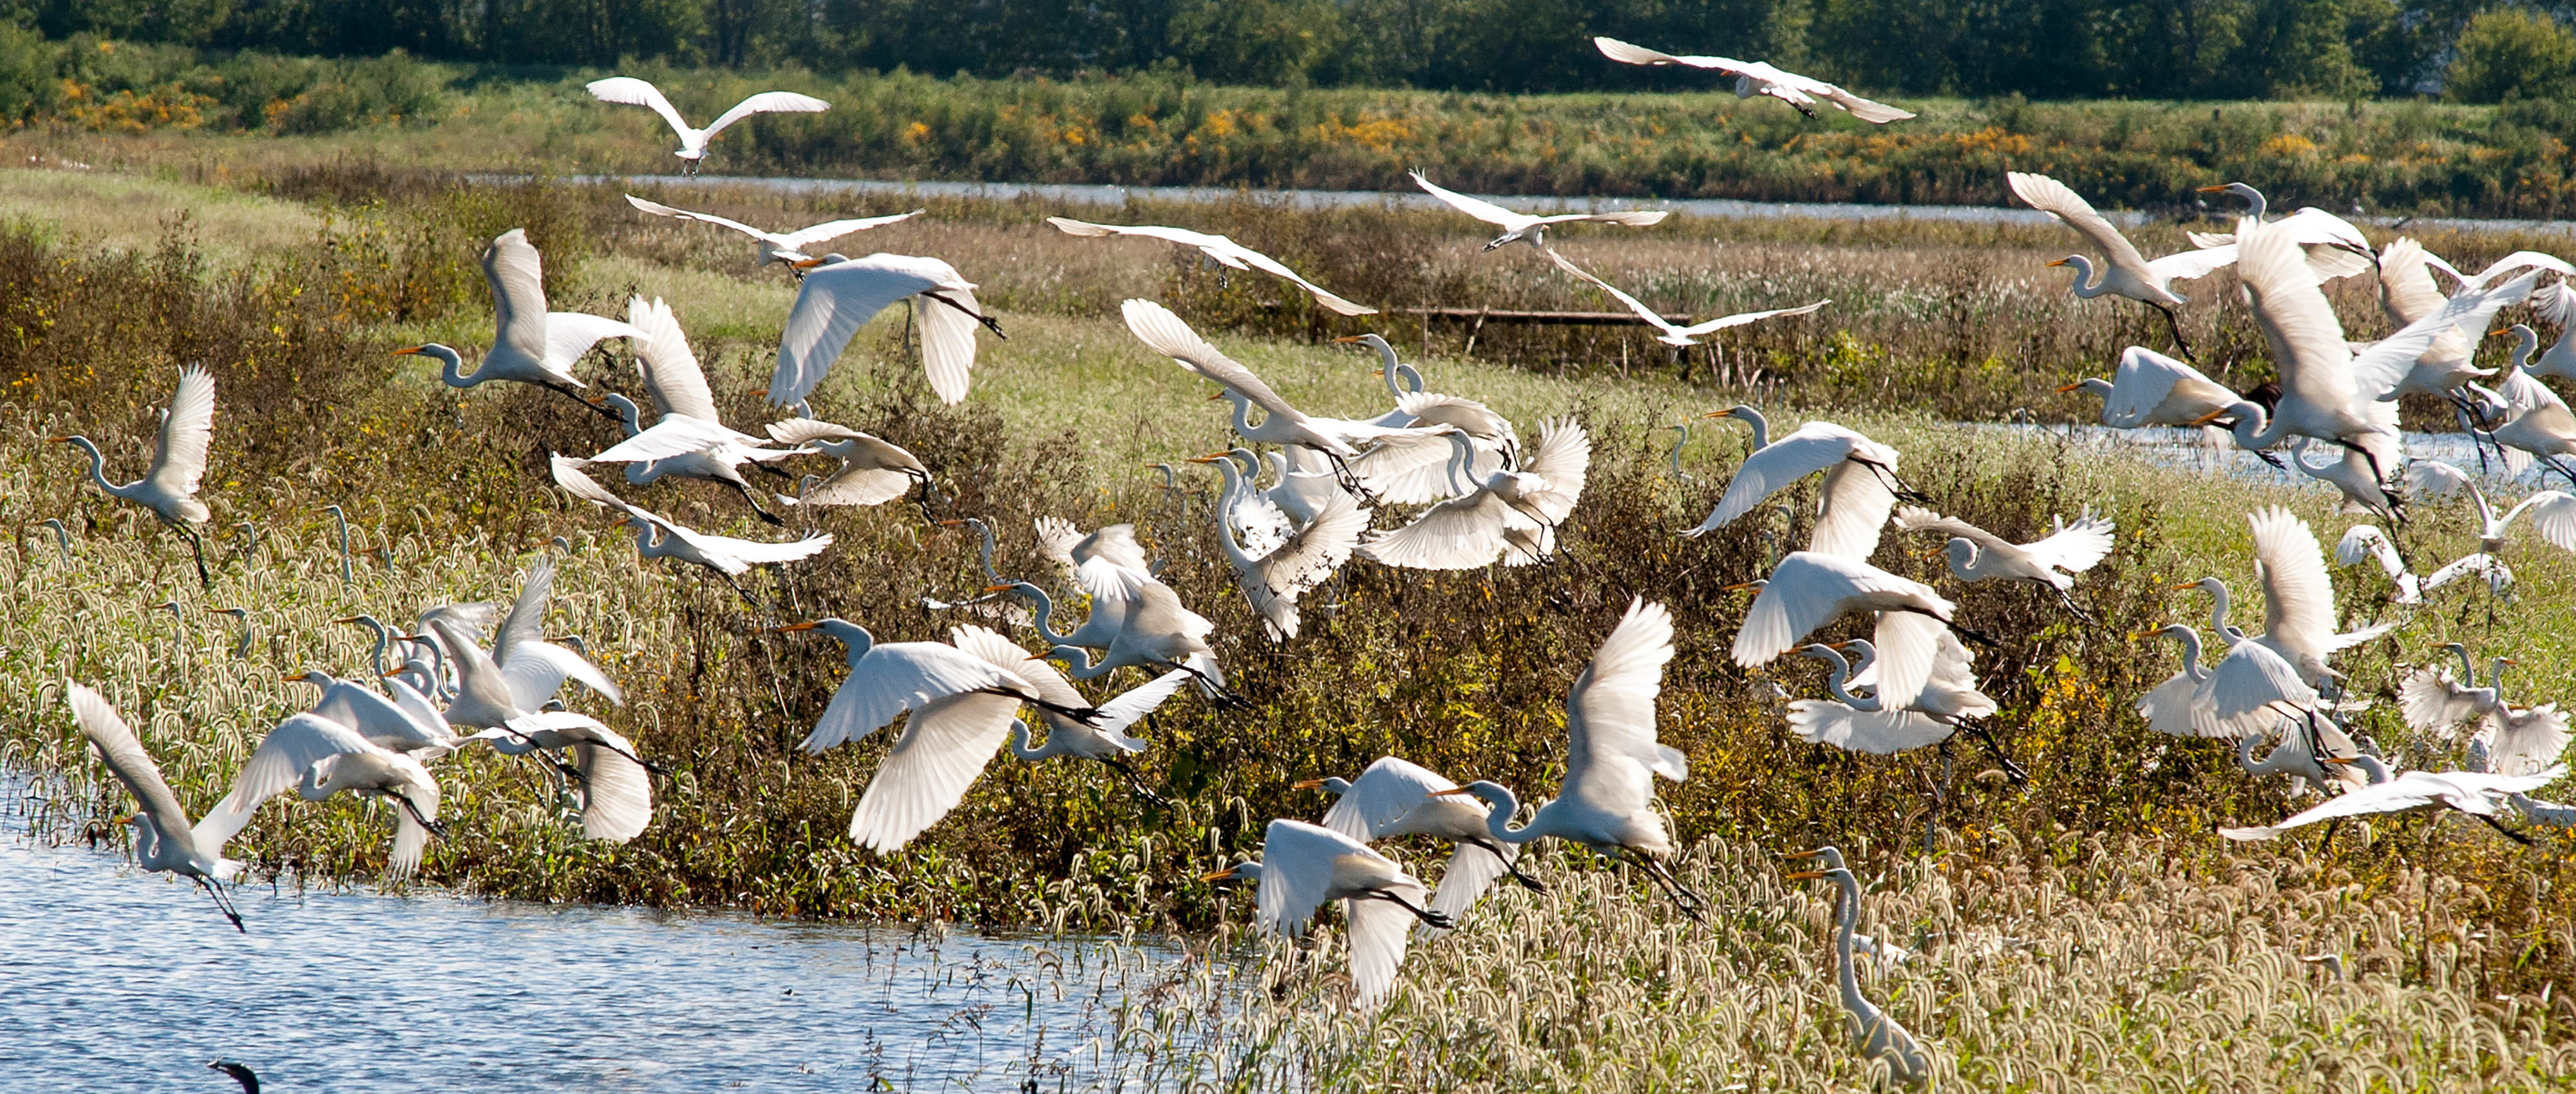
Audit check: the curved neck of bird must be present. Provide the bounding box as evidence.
[2201,582,2245,643]
[1362,339,1405,399]
[2489,658,2511,693]
[64,436,123,494]
[2239,189,2268,220]
[1442,431,1480,495]
[1474,785,1545,845]
[298,763,334,801]
[2235,731,2268,771]
[1396,363,1425,394]
[1012,583,1076,647]
[1734,408,1770,452]
[129,815,161,865]
[966,521,998,581]
[1224,391,1264,437]
[2170,629,2208,682]
[1826,870,1871,1019]
[822,622,874,666]
[2346,754,2393,785]
[2443,644,2476,681]
[1006,717,1052,761]
[2059,256,2110,297]
[1818,647,1879,711]
[1204,458,1258,568]
[426,344,475,387]
[605,394,643,436]
[2080,378,2114,398]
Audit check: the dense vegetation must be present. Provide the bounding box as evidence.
[14,0,2576,101]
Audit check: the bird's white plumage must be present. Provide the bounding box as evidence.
[1548,248,1829,346]
[1050,217,1374,315]
[771,253,985,407]
[1593,37,1915,122]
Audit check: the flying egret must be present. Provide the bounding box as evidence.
[999,653,1192,805]
[2471,703,2571,777]
[285,669,457,757]
[1546,248,1829,348]
[584,77,828,171]
[549,456,832,602]
[2007,171,2237,359]
[1050,217,1375,315]
[1593,37,1915,122]
[1191,449,1368,639]
[2196,223,2535,495]
[198,712,442,879]
[1336,333,1517,502]
[2284,436,2403,521]
[1121,299,1423,464]
[764,417,933,510]
[1202,818,1450,1008]
[1787,639,2007,774]
[394,229,643,414]
[1300,755,1546,928]
[2465,329,2576,485]
[1781,864,1933,1086]
[1432,599,1704,918]
[770,253,1003,409]
[2220,756,2563,844]
[776,619,1094,852]
[1727,552,1964,711]
[2132,626,2227,738]
[2533,282,2576,382]
[2056,346,2259,437]
[2188,183,2376,282]
[52,364,216,586]
[1408,171,1669,250]
[66,681,247,930]
[989,557,1235,702]
[2399,644,2507,740]
[2331,526,2421,605]
[428,617,654,843]
[2365,238,2485,405]
[1686,405,1908,559]
[1358,421,1589,571]
[624,194,920,267]
[2183,508,2396,687]
[1891,506,2114,614]
[1033,517,1155,582]
[584,296,800,523]
[2407,458,2576,554]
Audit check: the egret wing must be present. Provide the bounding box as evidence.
[2510,492,2576,551]
[540,312,642,376]
[1425,841,1515,927]
[627,295,723,421]
[843,689,1023,852]
[2025,510,2116,573]
[1891,507,2012,553]
[482,229,551,363]
[66,683,198,853]
[776,211,924,249]
[2144,244,2238,282]
[624,195,768,241]
[1356,492,1509,570]
[1318,756,1458,841]
[1692,426,1868,537]
[1195,238,1375,316]
[917,281,981,403]
[145,366,216,498]
[701,90,831,138]
[1410,171,1530,229]
[2007,172,2150,273]
[1120,300,1306,423]
[310,679,448,753]
[800,643,1023,753]
[1544,248,1677,338]
[1788,700,1953,754]
[2248,506,2337,666]
[950,624,1084,711]
[589,416,767,463]
[1254,820,1362,935]
[1564,599,1681,816]
[770,256,943,407]
[1673,298,1831,339]
[585,77,694,138]
[1345,893,1421,1006]
[2490,705,2571,777]
[1593,36,1738,70]
[200,713,374,849]
[572,739,653,841]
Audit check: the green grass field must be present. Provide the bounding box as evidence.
[6,156,2576,1087]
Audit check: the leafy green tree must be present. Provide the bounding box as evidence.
[2446,6,2576,102]
[0,16,55,121]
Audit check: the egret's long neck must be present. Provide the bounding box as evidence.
[1821,649,1878,711]
[433,346,475,389]
[1443,432,1478,495]
[1370,341,1405,399]
[1226,392,1260,437]
[2204,582,2240,641]
[130,817,160,865]
[2061,257,2110,298]
[1478,787,1544,845]
[1206,461,1258,568]
[2490,658,2511,693]
[1396,363,1425,394]
[68,437,121,494]
[1006,718,1049,761]
[972,523,999,581]
[2174,629,2208,683]
[1830,872,1870,1021]
[1739,410,1770,452]
[1016,583,1074,646]
[2081,378,2114,398]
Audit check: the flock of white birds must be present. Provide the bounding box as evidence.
[43,44,2576,1086]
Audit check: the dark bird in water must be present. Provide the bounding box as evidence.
[209,1059,260,1093]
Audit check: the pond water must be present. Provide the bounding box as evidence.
[569,173,2576,235]
[1,780,1207,1093]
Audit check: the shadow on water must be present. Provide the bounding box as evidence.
[3,772,1220,1093]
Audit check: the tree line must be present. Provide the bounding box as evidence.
[8,0,2574,102]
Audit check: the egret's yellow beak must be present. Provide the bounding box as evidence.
[2196,184,2231,194]
[1199,868,1235,882]
[771,621,822,633]
[2046,258,2072,268]
[2056,381,2088,393]
[1785,869,1828,880]
[1291,778,1327,789]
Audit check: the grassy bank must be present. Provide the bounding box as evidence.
[15,50,2576,217]
[5,162,2575,1079]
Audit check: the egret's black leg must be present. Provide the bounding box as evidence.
[199,876,247,933]
[2472,811,2534,845]
[2152,302,2198,363]
[1969,723,2029,785]
[726,479,786,526]
[1104,756,1170,809]
[1371,890,1455,930]
[176,525,213,588]
[1475,840,1548,892]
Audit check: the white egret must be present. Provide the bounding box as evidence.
[2347,269,2541,408]
[1892,506,2114,613]
[1546,247,1830,348]
[1191,449,1368,638]
[1593,37,1915,122]
[2472,704,2571,777]
[2221,756,2564,844]
[1259,446,1350,530]
[1788,638,2005,771]
[2057,347,2266,461]
[1202,818,1450,1009]
[428,615,653,843]
[66,681,248,929]
[777,619,1092,851]
[1335,333,1517,503]
[1779,847,1921,964]
[395,229,643,412]
[764,417,933,510]
[1050,217,1374,315]
[624,194,920,266]
[584,77,828,171]
[1121,299,1421,463]
[1687,405,1907,558]
[2198,224,2534,494]
[1407,171,1669,250]
[990,557,1235,701]
[2367,238,2483,404]
[549,456,833,602]
[2408,458,2576,554]
[2466,329,2576,483]
[2132,626,2228,738]
[53,364,217,586]
[2331,525,2421,605]
[285,670,457,756]
[1783,863,1933,1086]
[200,712,442,879]
[1358,421,1589,570]
[2286,436,2403,521]
[476,554,625,711]
[2188,182,2376,282]
[585,296,800,523]
[2188,508,2396,687]
[2007,171,2237,358]
[1300,756,1545,926]
[1432,599,1704,917]
[1034,517,1155,580]
[770,252,1002,409]
[2400,644,2506,739]
[1727,552,1965,711]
